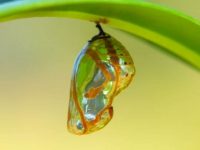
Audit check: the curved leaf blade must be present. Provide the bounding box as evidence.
[0,0,200,69]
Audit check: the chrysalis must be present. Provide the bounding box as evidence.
[67,23,135,135]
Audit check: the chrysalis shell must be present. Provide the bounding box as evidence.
[67,27,135,135]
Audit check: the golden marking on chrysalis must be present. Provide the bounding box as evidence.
[67,23,135,135]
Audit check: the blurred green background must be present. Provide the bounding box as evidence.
[0,0,199,150]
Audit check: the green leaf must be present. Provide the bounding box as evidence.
[0,0,200,69]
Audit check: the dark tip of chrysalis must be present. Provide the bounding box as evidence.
[89,23,110,42]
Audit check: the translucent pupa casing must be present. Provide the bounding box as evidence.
[67,32,135,135]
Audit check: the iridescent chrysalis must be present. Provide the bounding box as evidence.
[67,23,135,135]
